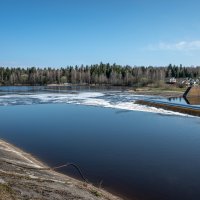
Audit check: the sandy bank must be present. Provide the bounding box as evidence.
[0,139,123,200]
[128,89,184,98]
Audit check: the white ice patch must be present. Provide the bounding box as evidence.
[74,98,190,117]
[0,91,192,117]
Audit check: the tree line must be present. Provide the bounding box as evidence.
[0,63,200,86]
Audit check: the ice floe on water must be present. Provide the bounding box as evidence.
[0,89,192,117]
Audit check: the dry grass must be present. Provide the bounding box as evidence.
[0,183,16,200]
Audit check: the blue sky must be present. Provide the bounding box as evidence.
[1,0,200,67]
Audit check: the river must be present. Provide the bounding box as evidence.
[0,86,200,200]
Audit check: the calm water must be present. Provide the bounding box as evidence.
[157,96,200,107]
[0,86,200,200]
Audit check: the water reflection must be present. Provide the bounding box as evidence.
[168,97,200,107]
[168,97,183,103]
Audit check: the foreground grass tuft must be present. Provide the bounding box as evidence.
[0,183,16,200]
[91,190,101,197]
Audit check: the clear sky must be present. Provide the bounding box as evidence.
[1,0,200,67]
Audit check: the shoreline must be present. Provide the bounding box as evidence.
[127,88,184,98]
[0,84,185,98]
[130,90,183,98]
[0,139,123,200]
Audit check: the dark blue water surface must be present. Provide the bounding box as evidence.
[0,87,200,200]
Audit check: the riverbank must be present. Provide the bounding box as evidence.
[128,87,185,98]
[0,84,186,98]
[45,84,185,98]
[0,139,123,200]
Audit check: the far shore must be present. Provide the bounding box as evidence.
[0,84,185,98]
[41,84,187,98]
[127,87,185,98]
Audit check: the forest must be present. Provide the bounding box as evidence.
[0,63,200,86]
